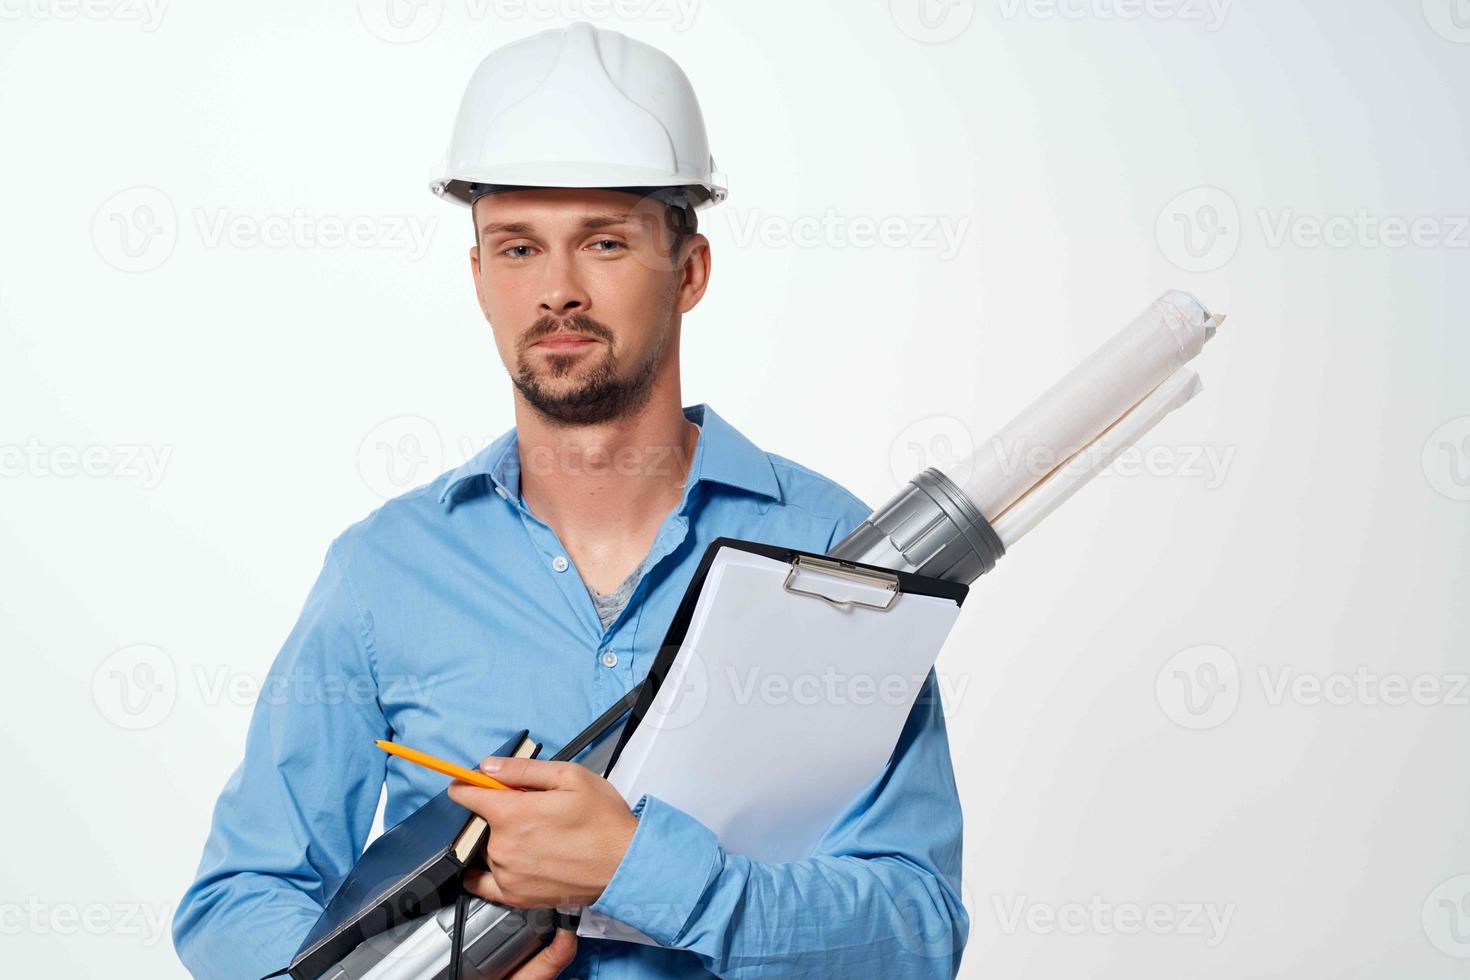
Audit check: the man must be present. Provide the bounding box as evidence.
[174,22,968,979]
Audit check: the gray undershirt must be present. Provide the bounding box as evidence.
[517,481,646,629]
[585,558,646,629]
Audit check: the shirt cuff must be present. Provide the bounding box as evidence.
[588,793,722,946]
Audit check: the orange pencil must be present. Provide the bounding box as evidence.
[374,739,521,792]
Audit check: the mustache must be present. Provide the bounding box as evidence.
[520,313,614,351]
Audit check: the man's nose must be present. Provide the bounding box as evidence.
[538,252,591,315]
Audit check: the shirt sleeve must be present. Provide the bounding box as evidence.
[587,670,968,978]
[172,538,390,979]
[586,502,969,978]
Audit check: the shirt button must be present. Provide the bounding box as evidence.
[552,556,569,573]
[600,651,619,668]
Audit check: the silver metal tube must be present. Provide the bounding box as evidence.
[828,468,1005,585]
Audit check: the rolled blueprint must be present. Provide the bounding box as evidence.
[945,290,1219,522]
[831,290,1224,583]
[988,367,1203,548]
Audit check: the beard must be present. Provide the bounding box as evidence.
[512,311,671,427]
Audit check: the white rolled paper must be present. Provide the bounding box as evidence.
[989,367,1204,548]
[943,290,1220,522]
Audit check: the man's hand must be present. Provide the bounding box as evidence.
[508,927,577,979]
[447,756,638,909]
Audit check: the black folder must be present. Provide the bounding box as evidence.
[265,731,539,980]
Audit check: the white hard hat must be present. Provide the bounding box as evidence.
[431,22,727,211]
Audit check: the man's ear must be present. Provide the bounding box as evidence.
[467,197,492,320]
[468,244,491,321]
[675,233,712,316]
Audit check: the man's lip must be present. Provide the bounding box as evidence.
[533,333,599,349]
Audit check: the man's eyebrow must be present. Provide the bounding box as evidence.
[578,213,634,230]
[479,220,535,236]
[479,213,637,237]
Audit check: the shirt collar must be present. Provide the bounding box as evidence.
[439,403,781,510]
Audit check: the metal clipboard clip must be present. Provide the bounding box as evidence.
[781,554,901,612]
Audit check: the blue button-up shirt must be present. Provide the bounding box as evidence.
[174,403,969,979]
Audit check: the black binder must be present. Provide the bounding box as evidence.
[265,730,540,980]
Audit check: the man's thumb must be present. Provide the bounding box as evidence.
[509,927,577,979]
[479,756,566,790]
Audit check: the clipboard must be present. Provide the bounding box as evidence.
[600,537,968,776]
[578,537,969,946]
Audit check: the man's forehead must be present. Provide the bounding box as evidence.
[473,188,664,233]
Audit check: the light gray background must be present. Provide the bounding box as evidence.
[2,1,1467,976]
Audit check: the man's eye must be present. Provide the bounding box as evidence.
[501,245,535,259]
[590,239,624,252]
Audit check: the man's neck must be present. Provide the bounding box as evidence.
[513,386,700,593]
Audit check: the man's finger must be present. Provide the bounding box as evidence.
[477,756,572,791]
[462,868,510,905]
[509,928,577,980]
[447,780,523,820]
